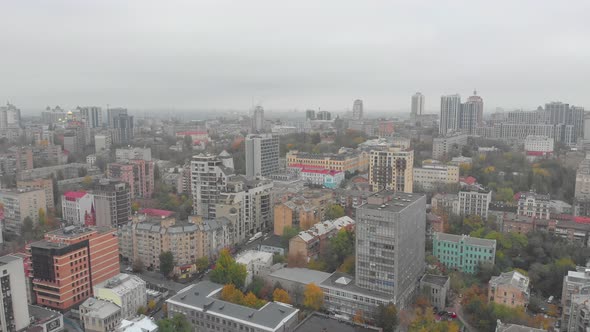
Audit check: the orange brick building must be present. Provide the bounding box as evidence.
[30,226,120,311]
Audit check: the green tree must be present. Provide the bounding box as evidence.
[210,249,248,289]
[375,304,398,332]
[157,314,192,332]
[195,256,209,272]
[159,251,175,276]
[325,204,345,220]
[281,226,300,245]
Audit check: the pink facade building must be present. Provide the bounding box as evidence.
[108,160,154,199]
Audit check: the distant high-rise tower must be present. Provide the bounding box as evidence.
[353,99,364,120]
[0,103,21,129]
[306,110,316,121]
[439,94,461,136]
[411,92,425,118]
[107,107,127,128]
[252,106,265,133]
[460,91,483,134]
[355,191,426,308]
[113,114,134,144]
[78,106,103,128]
[245,133,280,178]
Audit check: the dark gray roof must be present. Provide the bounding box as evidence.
[434,232,496,248]
[320,272,393,301]
[0,254,22,265]
[293,313,380,332]
[167,281,298,330]
[420,274,450,287]
[359,191,425,213]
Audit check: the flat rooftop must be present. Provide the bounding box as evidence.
[320,272,393,301]
[167,281,298,330]
[434,232,496,248]
[0,254,22,265]
[360,191,425,213]
[269,268,331,285]
[421,274,450,287]
[293,313,380,332]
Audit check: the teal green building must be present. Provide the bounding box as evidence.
[433,232,496,274]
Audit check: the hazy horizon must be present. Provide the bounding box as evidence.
[3,1,590,112]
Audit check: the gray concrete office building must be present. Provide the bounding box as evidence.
[355,191,426,308]
[245,133,280,178]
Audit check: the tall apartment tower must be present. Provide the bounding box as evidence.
[245,133,280,178]
[107,107,127,128]
[191,153,234,218]
[0,255,30,331]
[439,94,461,136]
[112,114,134,145]
[353,99,364,120]
[460,91,484,134]
[252,106,265,133]
[0,103,21,129]
[411,92,425,118]
[93,179,131,228]
[356,191,426,308]
[30,226,120,311]
[78,106,103,128]
[369,148,414,193]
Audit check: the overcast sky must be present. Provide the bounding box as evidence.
[2,1,589,113]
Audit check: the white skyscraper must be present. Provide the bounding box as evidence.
[353,99,364,120]
[411,92,425,118]
[78,106,103,128]
[0,103,21,129]
[439,94,461,136]
[252,106,265,133]
[0,255,30,331]
[245,133,280,178]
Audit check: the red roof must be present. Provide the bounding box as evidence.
[574,216,590,224]
[301,168,342,176]
[64,191,87,199]
[139,208,174,218]
[460,176,477,185]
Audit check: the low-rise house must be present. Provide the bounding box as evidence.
[288,216,354,261]
[93,273,147,320]
[79,298,122,332]
[235,250,274,286]
[420,274,450,310]
[116,315,158,332]
[488,271,530,308]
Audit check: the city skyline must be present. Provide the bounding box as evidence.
[2,1,590,111]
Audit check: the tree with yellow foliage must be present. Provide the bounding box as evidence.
[243,292,259,308]
[272,288,291,304]
[353,310,365,324]
[303,283,324,310]
[220,284,244,305]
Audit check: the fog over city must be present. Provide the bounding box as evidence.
[3,0,590,113]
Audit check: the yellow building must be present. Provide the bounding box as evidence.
[286,150,369,173]
[369,148,414,193]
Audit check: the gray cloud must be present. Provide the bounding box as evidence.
[2,1,589,113]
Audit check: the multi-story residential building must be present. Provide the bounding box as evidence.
[107,160,154,199]
[458,189,492,219]
[420,274,450,310]
[215,175,273,241]
[93,273,146,320]
[289,216,355,260]
[458,91,484,135]
[524,135,554,157]
[286,150,369,173]
[433,232,496,274]
[251,105,265,133]
[566,294,590,332]
[245,133,280,178]
[517,191,550,220]
[411,92,425,118]
[78,106,103,128]
[413,164,459,191]
[16,178,55,210]
[92,180,131,228]
[333,189,372,218]
[107,108,127,128]
[431,193,460,216]
[235,250,274,286]
[495,321,546,332]
[30,226,120,310]
[119,214,231,276]
[112,114,134,145]
[561,267,590,330]
[352,99,364,120]
[191,152,234,218]
[166,281,299,332]
[356,191,426,308]
[117,315,158,332]
[62,191,94,225]
[432,134,469,160]
[439,94,461,136]
[316,110,331,120]
[80,298,122,332]
[575,155,590,217]
[368,148,414,193]
[17,163,89,181]
[0,103,21,129]
[0,255,30,332]
[0,188,46,235]
[115,147,152,162]
[273,191,333,235]
[488,271,530,308]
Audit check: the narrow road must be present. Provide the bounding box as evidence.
[452,298,478,332]
[64,317,84,332]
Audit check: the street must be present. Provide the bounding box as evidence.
[451,297,477,332]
